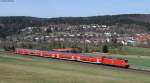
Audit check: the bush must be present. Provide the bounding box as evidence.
[102,44,109,53]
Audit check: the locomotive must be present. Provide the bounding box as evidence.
[15,49,129,68]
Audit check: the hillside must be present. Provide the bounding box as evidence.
[0,14,150,38]
[0,16,49,38]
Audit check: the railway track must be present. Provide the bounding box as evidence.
[0,51,150,74]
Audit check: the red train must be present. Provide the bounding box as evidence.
[15,49,129,68]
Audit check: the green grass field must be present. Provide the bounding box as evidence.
[109,46,150,56]
[108,47,150,70]
[0,53,150,83]
[111,55,150,71]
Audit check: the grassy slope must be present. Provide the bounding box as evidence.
[128,57,150,70]
[109,47,150,70]
[109,46,150,56]
[105,54,150,70]
[0,54,150,83]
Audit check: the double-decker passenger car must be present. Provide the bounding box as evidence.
[15,49,129,68]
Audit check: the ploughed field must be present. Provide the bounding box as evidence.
[0,52,150,83]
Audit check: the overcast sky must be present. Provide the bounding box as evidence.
[0,0,150,18]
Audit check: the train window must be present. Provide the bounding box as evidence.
[124,59,128,63]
